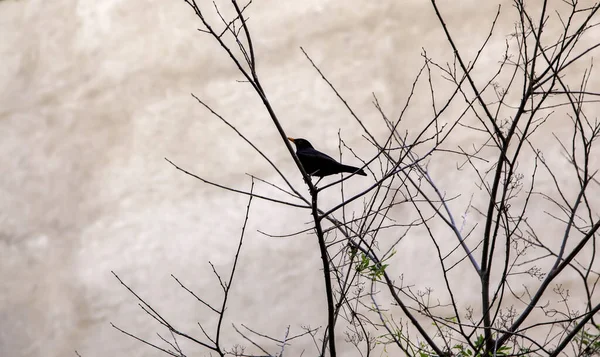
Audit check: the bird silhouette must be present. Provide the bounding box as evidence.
[288,137,367,177]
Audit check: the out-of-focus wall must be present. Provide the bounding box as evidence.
[1,1,598,356]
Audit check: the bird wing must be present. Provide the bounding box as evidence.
[296,148,345,176]
[295,146,365,177]
[299,148,340,164]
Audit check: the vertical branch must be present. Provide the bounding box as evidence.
[216,179,255,347]
[313,190,337,357]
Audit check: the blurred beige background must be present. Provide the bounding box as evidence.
[1,0,598,356]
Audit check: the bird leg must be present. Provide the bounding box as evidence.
[305,169,324,187]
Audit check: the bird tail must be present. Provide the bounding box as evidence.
[340,164,367,176]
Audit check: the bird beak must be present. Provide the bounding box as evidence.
[287,137,295,142]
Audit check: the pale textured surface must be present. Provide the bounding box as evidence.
[1,1,599,356]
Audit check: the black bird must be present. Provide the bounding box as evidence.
[288,137,367,177]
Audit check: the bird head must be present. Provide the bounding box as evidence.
[288,137,314,150]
